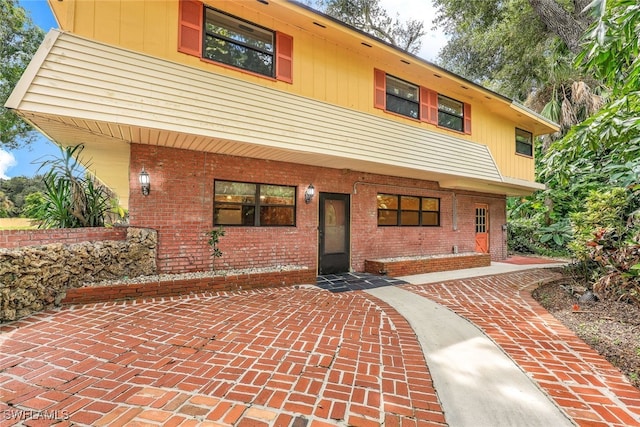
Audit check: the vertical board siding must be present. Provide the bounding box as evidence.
[50,0,538,183]
[18,31,505,185]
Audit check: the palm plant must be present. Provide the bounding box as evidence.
[29,144,112,228]
[525,42,606,150]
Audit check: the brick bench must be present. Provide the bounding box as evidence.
[364,253,491,277]
[61,268,316,305]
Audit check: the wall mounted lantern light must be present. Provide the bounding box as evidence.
[139,167,150,196]
[304,183,315,204]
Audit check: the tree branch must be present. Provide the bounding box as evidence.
[527,0,589,54]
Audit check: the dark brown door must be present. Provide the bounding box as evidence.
[475,204,489,253]
[318,193,350,274]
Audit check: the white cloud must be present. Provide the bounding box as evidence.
[0,149,17,179]
[379,0,447,61]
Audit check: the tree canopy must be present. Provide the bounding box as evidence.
[0,175,45,216]
[305,0,425,54]
[542,0,640,188]
[0,0,44,149]
[432,0,596,101]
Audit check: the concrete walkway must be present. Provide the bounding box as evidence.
[1,262,640,426]
[367,285,572,426]
[398,260,567,285]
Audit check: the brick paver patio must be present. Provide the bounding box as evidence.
[1,269,639,426]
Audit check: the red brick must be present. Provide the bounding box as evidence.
[129,145,507,275]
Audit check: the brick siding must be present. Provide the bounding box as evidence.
[129,144,507,275]
[0,227,127,249]
[61,269,316,305]
[364,253,491,276]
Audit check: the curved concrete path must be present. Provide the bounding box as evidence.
[367,285,574,426]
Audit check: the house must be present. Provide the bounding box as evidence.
[6,0,558,276]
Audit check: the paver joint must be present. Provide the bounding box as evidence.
[0,268,639,426]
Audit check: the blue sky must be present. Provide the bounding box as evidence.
[2,1,59,178]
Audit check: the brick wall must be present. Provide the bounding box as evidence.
[0,227,127,249]
[364,253,491,277]
[129,144,507,274]
[61,269,316,305]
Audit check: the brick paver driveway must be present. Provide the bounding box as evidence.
[1,269,640,426]
[1,285,442,427]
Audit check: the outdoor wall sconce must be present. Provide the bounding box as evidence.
[139,167,150,196]
[304,183,315,204]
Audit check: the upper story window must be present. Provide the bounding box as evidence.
[516,128,533,157]
[438,95,464,132]
[204,8,274,77]
[377,194,440,226]
[214,180,296,226]
[374,69,471,134]
[178,0,293,83]
[386,75,419,119]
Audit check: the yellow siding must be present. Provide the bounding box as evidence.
[48,0,544,183]
[474,108,536,179]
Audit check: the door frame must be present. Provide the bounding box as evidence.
[318,192,351,275]
[475,203,490,253]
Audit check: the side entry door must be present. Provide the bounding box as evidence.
[475,204,489,253]
[318,193,350,274]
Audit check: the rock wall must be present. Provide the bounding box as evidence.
[0,227,157,322]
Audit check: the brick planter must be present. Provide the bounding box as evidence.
[364,253,491,277]
[61,268,316,305]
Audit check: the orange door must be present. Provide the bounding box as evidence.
[475,204,489,253]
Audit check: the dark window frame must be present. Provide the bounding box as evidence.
[214,180,296,227]
[377,193,440,227]
[437,95,464,132]
[515,128,533,157]
[385,74,420,119]
[203,7,275,78]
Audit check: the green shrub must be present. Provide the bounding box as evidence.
[569,187,633,260]
[568,187,640,305]
[27,144,112,228]
[507,218,539,254]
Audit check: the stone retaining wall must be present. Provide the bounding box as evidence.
[364,253,491,277]
[0,227,157,322]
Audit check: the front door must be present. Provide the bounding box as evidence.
[318,193,350,274]
[475,204,489,253]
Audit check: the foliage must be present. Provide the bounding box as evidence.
[0,175,46,216]
[27,144,113,228]
[433,0,546,100]
[0,0,44,149]
[569,186,640,304]
[538,219,573,248]
[569,188,634,259]
[507,215,572,256]
[432,0,595,102]
[507,218,540,254]
[206,226,225,270]
[305,0,425,54]
[527,0,640,305]
[22,191,44,218]
[545,0,640,184]
[0,190,14,217]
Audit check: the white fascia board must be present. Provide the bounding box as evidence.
[5,30,61,109]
